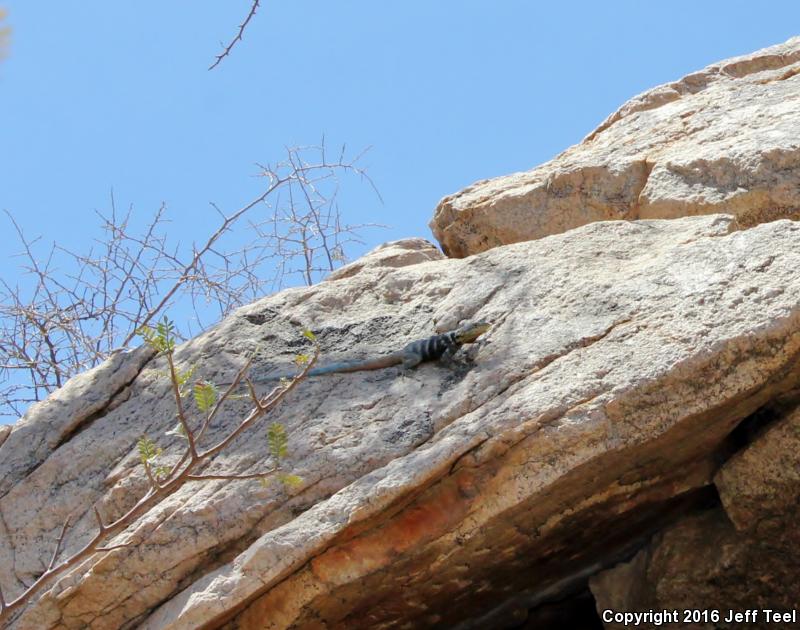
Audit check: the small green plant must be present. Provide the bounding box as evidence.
[0,318,319,624]
[267,422,289,460]
[135,317,310,491]
[260,422,302,487]
[193,381,217,412]
[137,436,170,483]
[137,316,177,354]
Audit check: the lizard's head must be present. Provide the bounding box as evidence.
[455,321,491,344]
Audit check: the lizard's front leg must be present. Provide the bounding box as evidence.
[437,345,459,366]
[401,350,424,369]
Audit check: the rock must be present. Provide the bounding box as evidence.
[590,405,800,630]
[4,214,800,629]
[0,345,155,498]
[715,402,800,535]
[431,37,800,257]
[326,238,445,282]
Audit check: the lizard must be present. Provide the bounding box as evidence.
[249,320,491,383]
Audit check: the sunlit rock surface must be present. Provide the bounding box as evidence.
[431,37,800,257]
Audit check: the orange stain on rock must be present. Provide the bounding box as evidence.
[311,470,480,584]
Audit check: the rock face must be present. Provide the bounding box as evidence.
[2,215,800,629]
[591,404,800,630]
[3,40,800,630]
[431,37,800,257]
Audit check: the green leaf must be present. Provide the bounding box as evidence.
[137,325,160,351]
[137,436,162,464]
[302,329,317,342]
[277,473,303,488]
[177,364,197,388]
[267,423,288,460]
[153,465,171,481]
[294,353,310,366]
[193,381,218,412]
[137,315,178,354]
[156,316,176,349]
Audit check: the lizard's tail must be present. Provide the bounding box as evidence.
[255,361,361,382]
[306,361,366,376]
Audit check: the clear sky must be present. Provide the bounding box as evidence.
[1,2,799,417]
[3,2,799,265]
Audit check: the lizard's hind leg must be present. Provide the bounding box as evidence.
[401,350,423,369]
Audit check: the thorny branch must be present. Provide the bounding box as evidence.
[46,517,71,572]
[0,143,382,418]
[209,0,261,70]
[0,336,319,625]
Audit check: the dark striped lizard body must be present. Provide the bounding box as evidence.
[255,321,490,382]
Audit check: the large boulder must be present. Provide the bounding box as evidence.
[590,404,800,630]
[2,215,800,628]
[431,37,800,257]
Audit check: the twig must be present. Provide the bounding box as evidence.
[118,169,292,348]
[46,516,72,571]
[185,470,275,482]
[196,357,254,445]
[93,506,106,532]
[165,353,198,460]
[142,459,159,490]
[2,144,381,419]
[201,357,317,462]
[94,544,134,553]
[209,0,261,71]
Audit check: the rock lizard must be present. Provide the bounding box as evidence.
[252,321,490,382]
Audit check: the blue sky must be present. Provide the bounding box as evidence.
[3,2,798,265]
[1,2,799,416]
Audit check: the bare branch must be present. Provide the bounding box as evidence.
[1,144,382,419]
[94,543,135,553]
[165,353,198,460]
[209,0,261,71]
[46,516,71,571]
[93,506,106,533]
[245,378,262,410]
[142,459,159,490]
[118,175,283,348]
[195,356,254,445]
[185,470,275,482]
[199,339,320,463]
